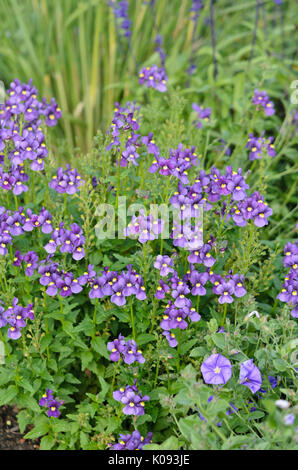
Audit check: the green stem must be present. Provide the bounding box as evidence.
[13,194,19,211]
[64,193,68,219]
[150,298,158,333]
[116,148,122,212]
[176,329,181,373]
[221,303,227,326]
[130,298,136,341]
[196,295,200,314]
[217,195,232,239]
[92,298,99,340]
[110,361,120,397]
[31,171,36,204]
[60,298,64,327]
[142,242,148,288]
[154,356,160,389]
[166,362,170,392]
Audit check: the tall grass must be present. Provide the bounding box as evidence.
[0,0,296,154]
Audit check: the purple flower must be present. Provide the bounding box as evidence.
[23,251,39,276]
[201,353,232,385]
[215,279,235,304]
[121,391,149,416]
[40,389,63,418]
[284,414,295,426]
[109,0,132,38]
[109,430,153,450]
[122,340,145,365]
[252,89,275,116]
[39,389,54,407]
[246,133,276,161]
[13,250,23,267]
[154,255,174,277]
[189,270,208,296]
[162,331,178,348]
[139,65,168,92]
[111,278,127,306]
[113,384,150,416]
[107,335,145,365]
[49,165,85,194]
[46,399,63,418]
[192,103,211,128]
[155,279,170,299]
[2,298,34,340]
[239,359,262,393]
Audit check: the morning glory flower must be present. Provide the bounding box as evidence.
[239,359,262,393]
[201,353,232,385]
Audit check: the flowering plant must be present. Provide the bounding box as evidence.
[0,0,297,449]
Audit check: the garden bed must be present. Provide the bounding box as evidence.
[0,405,38,450]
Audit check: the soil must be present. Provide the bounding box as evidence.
[0,405,39,450]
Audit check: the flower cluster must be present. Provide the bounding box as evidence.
[252,89,275,116]
[106,101,141,155]
[160,301,201,348]
[124,209,164,244]
[109,430,153,450]
[201,354,262,393]
[192,103,211,128]
[0,297,34,340]
[39,389,64,418]
[44,222,85,261]
[109,0,131,38]
[277,240,298,318]
[49,164,85,194]
[38,262,84,297]
[210,272,247,304]
[154,255,175,277]
[149,143,198,184]
[232,191,273,228]
[0,206,55,256]
[113,382,150,416]
[0,79,61,195]
[107,334,145,364]
[190,0,204,20]
[139,65,168,92]
[1,79,61,125]
[23,251,39,276]
[153,252,248,344]
[246,133,276,160]
[154,267,201,347]
[165,164,272,233]
[86,265,146,306]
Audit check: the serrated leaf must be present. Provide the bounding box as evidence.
[0,385,18,406]
[91,337,109,359]
[40,435,55,450]
[24,421,49,440]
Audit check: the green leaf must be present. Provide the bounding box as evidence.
[91,337,109,359]
[40,435,55,450]
[24,421,50,440]
[0,385,18,406]
[17,410,32,434]
[40,334,52,353]
[211,333,226,350]
[179,416,200,442]
[98,376,109,400]
[189,346,205,358]
[144,436,181,450]
[80,350,94,370]
[180,338,198,355]
[135,333,156,346]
